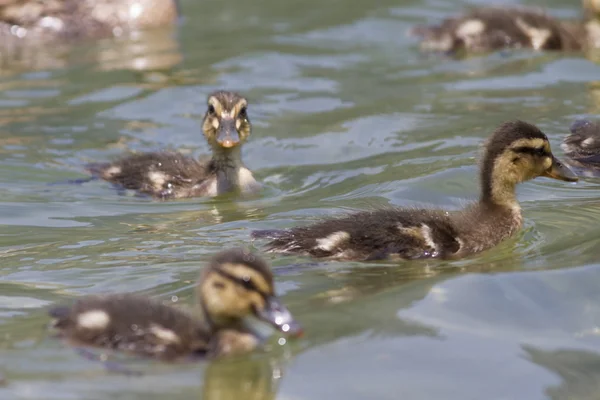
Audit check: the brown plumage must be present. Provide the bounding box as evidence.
[0,0,179,42]
[87,90,260,199]
[48,248,302,360]
[562,119,600,173]
[252,120,578,261]
[410,6,585,54]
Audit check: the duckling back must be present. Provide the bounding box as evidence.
[411,7,584,54]
[49,293,208,360]
[87,151,212,199]
[254,208,462,261]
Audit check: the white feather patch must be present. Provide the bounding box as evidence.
[150,324,181,344]
[148,171,168,189]
[77,310,110,330]
[515,18,550,50]
[582,137,596,147]
[420,224,438,253]
[103,166,122,177]
[456,19,485,38]
[315,231,350,252]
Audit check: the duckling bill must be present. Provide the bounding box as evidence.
[48,248,302,360]
[87,91,260,199]
[252,120,577,261]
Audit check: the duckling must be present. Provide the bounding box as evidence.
[252,120,577,261]
[0,0,179,41]
[87,90,260,199]
[48,248,302,360]
[410,6,585,54]
[562,119,600,173]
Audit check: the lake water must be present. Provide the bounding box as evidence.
[2,0,600,399]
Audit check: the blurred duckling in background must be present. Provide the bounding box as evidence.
[409,0,600,54]
[252,120,577,261]
[562,119,600,175]
[0,0,180,41]
[49,248,302,361]
[88,91,260,199]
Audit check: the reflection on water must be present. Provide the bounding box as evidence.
[202,354,289,400]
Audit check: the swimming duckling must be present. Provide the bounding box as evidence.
[88,90,260,199]
[562,119,600,173]
[410,6,585,54]
[48,248,302,360]
[0,0,179,42]
[252,120,577,261]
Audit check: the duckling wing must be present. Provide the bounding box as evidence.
[410,7,582,53]
[86,152,210,198]
[254,209,461,261]
[563,119,600,168]
[49,294,210,360]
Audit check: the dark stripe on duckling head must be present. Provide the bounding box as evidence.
[206,91,248,115]
[213,268,270,300]
[512,146,549,157]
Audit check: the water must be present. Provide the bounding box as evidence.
[1,0,600,398]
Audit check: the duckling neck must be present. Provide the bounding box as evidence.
[209,147,253,193]
[478,171,523,229]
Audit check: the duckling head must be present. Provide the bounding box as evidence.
[480,120,577,206]
[198,248,302,338]
[202,91,251,153]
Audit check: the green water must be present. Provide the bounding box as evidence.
[2,0,600,399]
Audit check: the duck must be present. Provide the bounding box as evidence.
[562,119,600,173]
[410,5,588,54]
[87,90,260,199]
[252,120,578,261]
[48,248,302,361]
[0,0,180,42]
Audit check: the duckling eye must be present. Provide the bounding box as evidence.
[240,275,258,292]
[213,281,225,290]
[207,105,216,115]
[238,107,247,119]
[534,147,546,156]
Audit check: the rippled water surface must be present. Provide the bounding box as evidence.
[2,0,600,399]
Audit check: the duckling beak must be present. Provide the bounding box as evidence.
[543,157,578,182]
[255,297,303,338]
[216,119,240,148]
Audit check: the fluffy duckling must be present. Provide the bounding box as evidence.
[562,119,600,173]
[0,0,179,41]
[48,248,302,360]
[252,120,577,261]
[410,6,585,54]
[88,91,260,199]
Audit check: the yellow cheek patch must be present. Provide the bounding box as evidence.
[212,118,219,130]
[543,157,552,170]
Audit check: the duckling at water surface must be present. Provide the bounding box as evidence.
[562,119,600,174]
[48,248,302,360]
[88,91,260,199]
[0,0,179,42]
[410,5,587,54]
[252,120,577,262]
